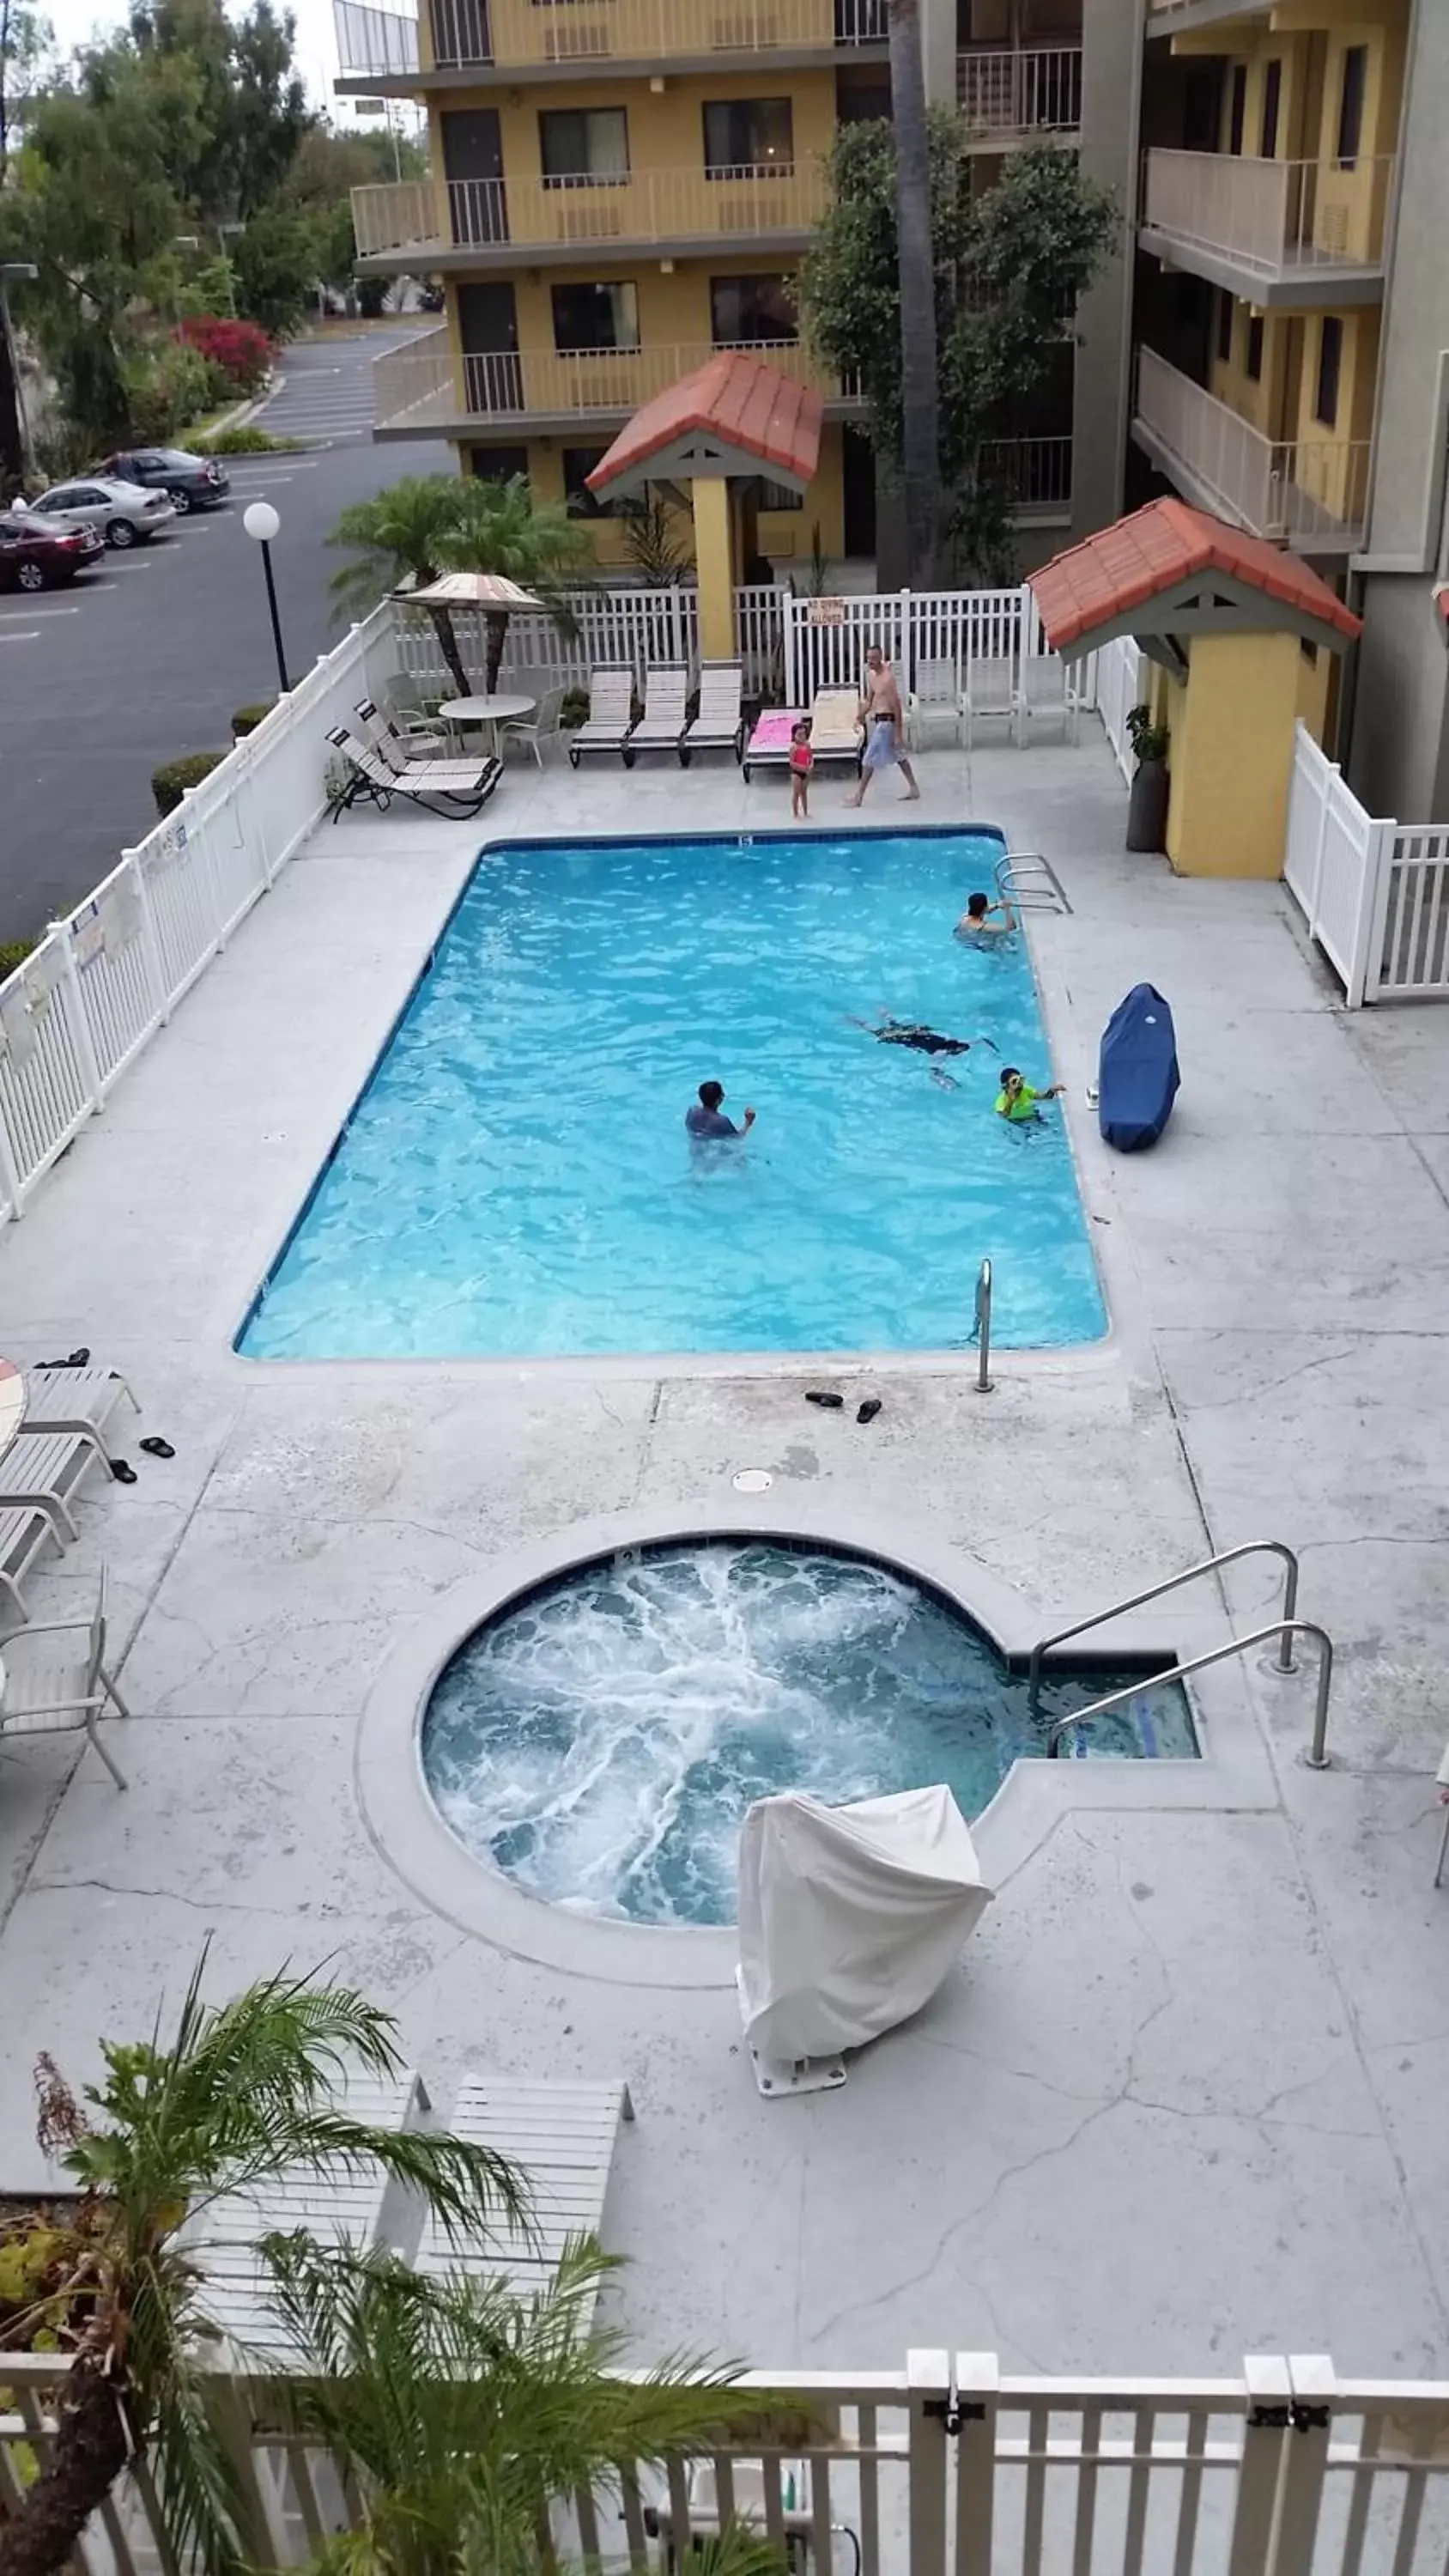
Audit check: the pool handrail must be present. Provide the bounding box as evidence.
[994,851,1071,914]
[1045,1617,1335,1770]
[1026,1538,1301,1714]
[972,1257,993,1394]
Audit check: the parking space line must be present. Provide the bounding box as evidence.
[0,628,40,641]
[0,601,80,617]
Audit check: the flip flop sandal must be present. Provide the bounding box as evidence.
[857,1399,882,1424]
[139,1437,175,1459]
[67,1348,91,1366]
[110,1458,138,1485]
[804,1390,844,1409]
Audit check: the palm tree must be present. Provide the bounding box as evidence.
[888,0,940,589]
[448,472,593,690]
[258,2232,793,2576]
[0,1959,524,2576]
[329,475,481,696]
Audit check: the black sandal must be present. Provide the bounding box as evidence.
[804,1390,844,1409]
[110,1458,138,1485]
[857,1399,882,1423]
[139,1437,175,1460]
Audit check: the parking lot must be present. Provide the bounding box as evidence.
[0,330,449,945]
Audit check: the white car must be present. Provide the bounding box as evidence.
[18,476,177,549]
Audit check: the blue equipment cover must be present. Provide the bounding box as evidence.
[1098,983,1179,1152]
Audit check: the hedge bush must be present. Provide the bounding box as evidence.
[175,316,272,395]
[195,425,300,455]
[0,938,34,981]
[231,702,276,738]
[152,751,227,817]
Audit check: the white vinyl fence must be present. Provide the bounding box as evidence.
[1282,723,1449,1007]
[1093,633,1145,785]
[0,604,399,1222]
[3,2348,1449,2576]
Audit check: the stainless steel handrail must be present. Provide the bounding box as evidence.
[1046,1618,1335,1769]
[1026,1539,1300,1713]
[993,850,1071,913]
[971,1256,993,1394]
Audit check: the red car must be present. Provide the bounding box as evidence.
[0,511,106,592]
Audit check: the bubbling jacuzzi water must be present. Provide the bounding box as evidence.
[420,1540,1196,1927]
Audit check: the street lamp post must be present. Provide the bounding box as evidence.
[0,263,39,483]
[243,501,291,695]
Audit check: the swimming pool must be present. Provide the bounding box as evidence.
[239,829,1104,1359]
[420,1540,1197,1927]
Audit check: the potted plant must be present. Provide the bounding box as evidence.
[1125,703,1170,854]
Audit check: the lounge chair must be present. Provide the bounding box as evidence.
[188,2069,435,2353]
[906,659,963,750]
[326,726,500,821]
[13,1362,137,1473]
[415,2075,633,2326]
[807,685,864,774]
[0,1502,67,1626]
[0,1570,132,1789]
[1015,654,1082,747]
[354,701,495,791]
[682,662,745,766]
[962,657,1016,749]
[0,1429,112,1545]
[624,665,689,766]
[567,667,634,769]
[742,706,803,785]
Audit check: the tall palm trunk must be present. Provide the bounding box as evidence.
[888,0,939,589]
[484,610,509,692]
[0,2360,130,2576]
[429,604,470,697]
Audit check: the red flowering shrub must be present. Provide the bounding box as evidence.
[175,316,274,396]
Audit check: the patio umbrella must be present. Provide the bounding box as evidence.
[399,572,543,610]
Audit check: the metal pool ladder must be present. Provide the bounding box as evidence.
[1024,1540,1337,1771]
[995,851,1071,914]
[969,1257,993,1394]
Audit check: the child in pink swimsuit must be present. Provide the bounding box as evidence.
[789,719,813,819]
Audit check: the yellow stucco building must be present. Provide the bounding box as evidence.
[336,1,891,569]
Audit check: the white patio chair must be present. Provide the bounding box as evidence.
[0,1503,64,1626]
[381,671,450,756]
[567,667,634,769]
[961,656,1016,749]
[907,658,963,750]
[682,661,745,764]
[624,665,689,765]
[1014,653,1082,747]
[500,685,564,768]
[415,2075,634,2327]
[0,1568,132,1789]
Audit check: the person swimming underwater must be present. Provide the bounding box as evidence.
[851,1012,998,1058]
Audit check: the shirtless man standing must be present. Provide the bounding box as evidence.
[846,645,922,807]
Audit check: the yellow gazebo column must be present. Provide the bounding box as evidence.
[1164,631,1306,879]
[690,476,737,661]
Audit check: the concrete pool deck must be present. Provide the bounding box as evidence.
[0,735,1446,2380]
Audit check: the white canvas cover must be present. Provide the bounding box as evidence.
[737,1785,993,2064]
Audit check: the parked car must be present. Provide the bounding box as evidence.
[17,477,176,548]
[0,512,106,592]
[99,447,230,513]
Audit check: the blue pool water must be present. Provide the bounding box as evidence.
[239,829,1105,1359]
[421,1540,1197,1926]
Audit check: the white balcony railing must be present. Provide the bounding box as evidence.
[979,433,1073,513]
[353,159,830,258]
[372,331,859,431]
[956,45,1082,135]
[1142,149,1394,279]
[334,0,887,78]
[1135,346,1370,549]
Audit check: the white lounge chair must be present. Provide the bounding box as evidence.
[807,685,864,774]
[1015,654,1082,747]
[382,671,450,755]
[354,701,495,791]
[188,2069,435,2354]
[682,661,745,766]
[326,726,500,820]
[0,1430,111,1545]
[567,667,634,769]
[961,656,1016,749]
[0,1503,64,1625]
[907,659,963,750]
[0,1569,132,1789]
[14,1363,137,1471]
[624,665,689,767]
[415,2075,634,2326]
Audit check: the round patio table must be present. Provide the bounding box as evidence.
[436,693,537,759]
[0,1358,25,1465]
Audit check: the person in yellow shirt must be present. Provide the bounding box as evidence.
[995,1066,1064,1121]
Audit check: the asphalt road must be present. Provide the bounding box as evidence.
[0,329,451,945]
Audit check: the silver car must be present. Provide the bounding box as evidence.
[19,476,177,549]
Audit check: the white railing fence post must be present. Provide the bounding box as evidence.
[129,849,172,1025]
[951,2353,998,2576]
[1227,2359,1294,2576]
[906,2350,951,2576]
[0,1070,25,1217]
[783,593,799,704]
[1273,2357,1337,2576]
[1307,752,1336,940]
[1355,816,1397,1007]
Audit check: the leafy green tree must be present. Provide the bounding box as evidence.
[0,1959,521,2576]
[233,200,317,333]
[800,125,1117,579]
[330,471,591,696]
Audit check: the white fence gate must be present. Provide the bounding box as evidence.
[1093,634,1144,785]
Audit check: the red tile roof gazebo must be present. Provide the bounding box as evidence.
[1028,498,1361,658]
[585,349,823,501]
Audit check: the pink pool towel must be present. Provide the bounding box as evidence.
[742,708,803,782]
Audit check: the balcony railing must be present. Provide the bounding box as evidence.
[334,0,887,79]
[1134,346,1370,550]
[371,328,858,431]
[353,160,830,259]
[956,46,1082,136]
[1141,149,1394,282]
[979,434,1073,513]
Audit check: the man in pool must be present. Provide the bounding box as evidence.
[686,1078,756,1139]
[955,890,1016,943]
[846,647,921,807]
[996,1066,1065,1121]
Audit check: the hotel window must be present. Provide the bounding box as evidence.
[562,445,619,517]
[702,99,794,175]
[1259,58,1281,158]
[710,273,797,345]
[1246,315,1264,382]
[538,106,629,186]
[757,477,803,512]
[1314,315,1343,427]
[1336,45,1367,167]
[550,281,640,352]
